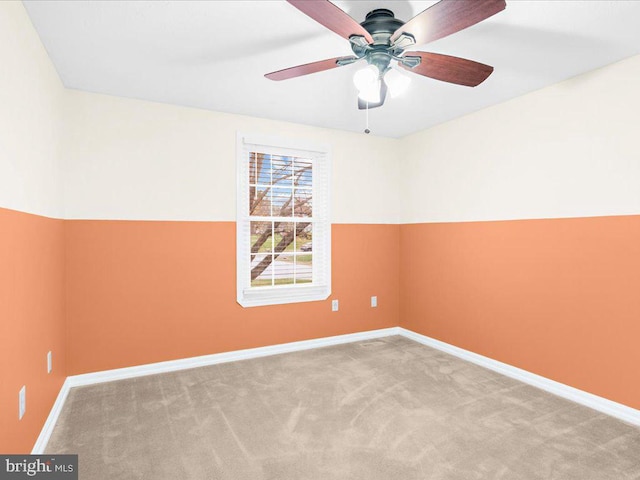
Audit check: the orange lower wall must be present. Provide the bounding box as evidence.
[0,208,66,453]
[64,221,399,375]
[400,215,640,410]
[6,211,640,453]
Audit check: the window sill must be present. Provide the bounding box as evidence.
[237,284,330,308]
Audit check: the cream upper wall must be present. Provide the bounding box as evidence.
[401,54,640,224]
[62,53,640,224]
[0,2,64,217]
[61,90,401,223]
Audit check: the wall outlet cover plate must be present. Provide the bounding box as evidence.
[19,386,26,420]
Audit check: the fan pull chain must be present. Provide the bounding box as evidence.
[364,102,371,134]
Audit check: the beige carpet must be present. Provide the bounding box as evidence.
[46,336,640,479]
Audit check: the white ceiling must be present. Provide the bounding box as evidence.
[23,1,640,138]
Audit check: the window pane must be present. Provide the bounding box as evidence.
[295,255,312,284]
[293,189,312,217]
[273,254,295,285]
[251,253,273,287]
[251,221,272,253]
[271,155,293,187]
[274,222,295,253]
[249,152,271,185]
[295,223,312,253]
[271,188,293,216]
[249,186,271,216]
[294,158,312,188]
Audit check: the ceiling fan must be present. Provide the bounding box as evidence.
[265,0,506,109]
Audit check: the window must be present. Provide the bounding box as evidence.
[237,133,331,307]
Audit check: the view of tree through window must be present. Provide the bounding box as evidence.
[249,152,313,287]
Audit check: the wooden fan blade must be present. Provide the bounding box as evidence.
[265,56,356,81]
[358,80,388,110]
[401,52,493,87]
[391,0,506,46]
[288,0,374,44]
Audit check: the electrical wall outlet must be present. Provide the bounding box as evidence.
[371,296,377,307]
[19,386,26,420]
[47,351,52,374]
[331,299,339,312]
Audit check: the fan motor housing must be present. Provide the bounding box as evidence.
[352,9,406,73]
[360,9,403,43]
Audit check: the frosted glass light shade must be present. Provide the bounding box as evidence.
[385,68,411,98]
[358,81,381,103]
[353,65,378,91]
[354,65,380,104]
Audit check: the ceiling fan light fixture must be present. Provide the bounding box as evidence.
[267,0,506,110]
[357,79,381,104]
[354,65,381,103]
[385,68,411,98]
[353,65,379,92]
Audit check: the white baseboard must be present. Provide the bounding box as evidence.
[398,327,640,427]
[65,327,402,388]
[33,325,640,453]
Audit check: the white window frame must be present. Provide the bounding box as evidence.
[236,132,331,307]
